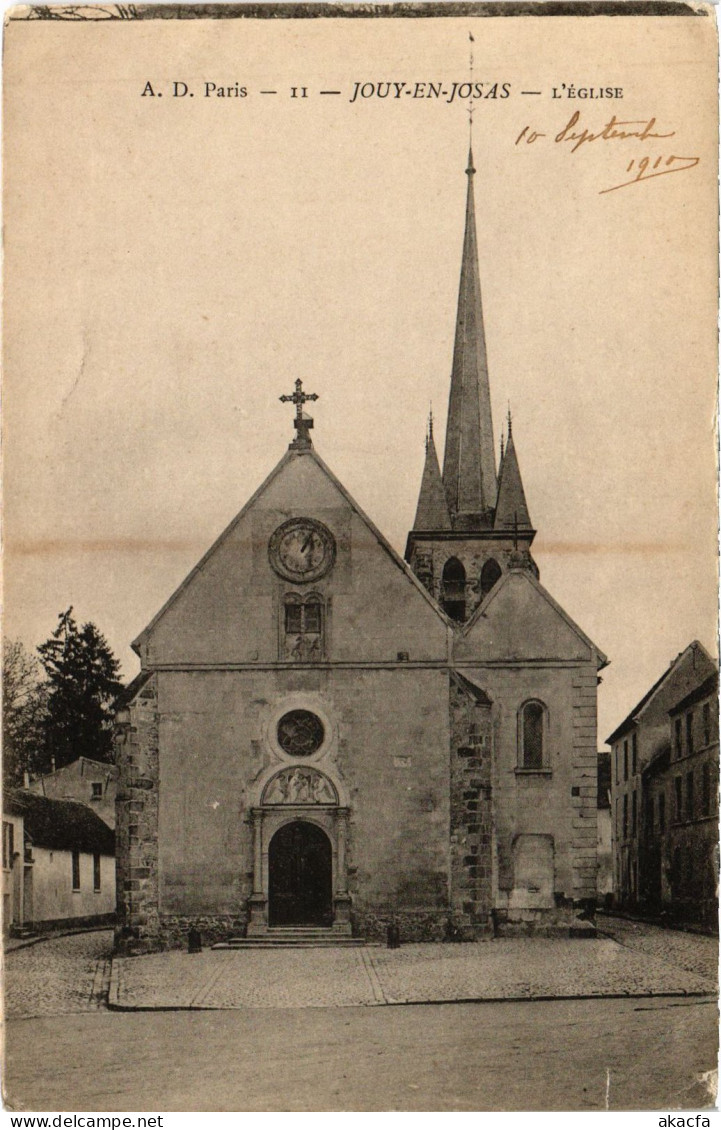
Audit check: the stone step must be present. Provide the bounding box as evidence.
[211,926,369,949]
[260,928,342,935]
[212,937,368,949]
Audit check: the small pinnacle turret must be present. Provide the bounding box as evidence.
[494,419,532,531]
[412,412,451,531]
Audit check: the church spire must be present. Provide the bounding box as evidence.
[494,416,532,531]
[442,147,497,525]
[412,410,451,531]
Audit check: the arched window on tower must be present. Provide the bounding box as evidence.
[441,557,466,622]
[282,593,324,661]
[480,558,502,599]
[519,700,547,771]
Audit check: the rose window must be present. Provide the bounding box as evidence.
[276,710,325,758]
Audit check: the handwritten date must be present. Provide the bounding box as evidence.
[515,111,700,195]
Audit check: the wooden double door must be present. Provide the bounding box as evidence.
[268,820,333,926]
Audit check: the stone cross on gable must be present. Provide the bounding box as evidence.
[280,379,319,450]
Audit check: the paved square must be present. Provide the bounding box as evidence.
[110,920,718,1011]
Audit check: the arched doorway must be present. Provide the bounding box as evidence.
[268,821,333,926]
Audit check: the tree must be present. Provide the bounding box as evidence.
[2,639,48,785]
[37,608,123,771]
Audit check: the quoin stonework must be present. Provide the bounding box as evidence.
[115,149,608,952]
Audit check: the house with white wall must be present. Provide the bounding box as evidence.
[3,790,115,932]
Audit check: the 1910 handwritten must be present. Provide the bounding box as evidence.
[515,110,700,194]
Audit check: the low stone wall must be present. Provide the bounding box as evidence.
[115,913,247,954]
[351,908,480,943]
[494,903,595,938]
[160,914,247,950]
[20,912,116,935]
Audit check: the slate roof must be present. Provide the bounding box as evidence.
[4,790,115,855]
[494,430,532,531]
[412,428,451,531]
[642,740,671,780]
[117,668,154,707]
[442,147,498,522]
[450,670,493,705]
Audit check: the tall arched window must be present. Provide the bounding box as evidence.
[442,557,466,622]
[480,558,502,599]
[519,700,546,770]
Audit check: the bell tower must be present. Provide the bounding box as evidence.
[406,148,537,622]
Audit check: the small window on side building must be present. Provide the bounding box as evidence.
[686,711,694,755]
[93,853,101,892]
[702,702,711,747]
[72,850,81,891]
[2,822,14,870]
[631,732,637,775]
[674,718,682,759]
[623,740,628,781]
[702,764,711,816]
[686,771,694,819]
[674,776,682,822]
[659,792,666,833]
[91,782,103,799]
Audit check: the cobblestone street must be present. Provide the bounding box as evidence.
[5,930,113,1020]
[110,918,717,1011]
[5,920,717,1111]
[599,915,719,980]
[5,918,717,1019]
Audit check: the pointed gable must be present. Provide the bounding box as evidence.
[606,641,717,745]
[134,446,450,667]
[412,428,451,530]
[442,147,497,523]
[455,568,607,667]
[494,428,532,530]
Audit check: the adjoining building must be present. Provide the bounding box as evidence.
[641,673,719,927]
[26,757,118,829]
[115,149,607,953]
[3,790,115,934]
[607,641,718,926]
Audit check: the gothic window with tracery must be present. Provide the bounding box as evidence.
[282,593,324,661]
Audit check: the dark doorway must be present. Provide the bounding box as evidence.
[268,821,333,926]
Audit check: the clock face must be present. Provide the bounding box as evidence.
[268,518,336,583]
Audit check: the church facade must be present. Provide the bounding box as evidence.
[115,150,607,951]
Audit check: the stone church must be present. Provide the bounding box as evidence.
[115,149,607,951]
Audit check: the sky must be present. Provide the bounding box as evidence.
[4,10,718,745]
